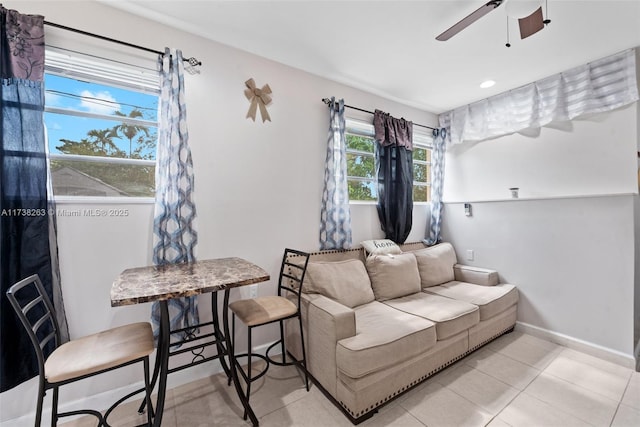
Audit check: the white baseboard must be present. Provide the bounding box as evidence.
[515,321,636,369]
[1,341,277,427]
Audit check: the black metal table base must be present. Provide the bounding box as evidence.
[145,290,258,426]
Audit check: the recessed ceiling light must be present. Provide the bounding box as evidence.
[480,80,496,89]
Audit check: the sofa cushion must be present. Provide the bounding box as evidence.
[336,302,436,379]
[412,242,458,288]
[384,292,480,340]
[365,253,421,301]
[361,239,402,256]
[303,260,375,308]
[424,281,519,320]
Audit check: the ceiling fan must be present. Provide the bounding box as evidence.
[436,0,551,44]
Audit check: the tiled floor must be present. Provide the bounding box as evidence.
[63,331,640,426]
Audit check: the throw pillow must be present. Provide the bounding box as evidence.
[365,252,421,301]
[412,242,458,288]
[302,260,375,308]
[361,239,402,256]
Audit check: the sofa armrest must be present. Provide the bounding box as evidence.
[302,293,356,396]
[453,264,499,286]
[305,293,356,343]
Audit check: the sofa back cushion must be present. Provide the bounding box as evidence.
[412,242,458,288]
[303,260,375,308]
[365,253,421,301]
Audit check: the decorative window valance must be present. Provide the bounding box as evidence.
[439,49,639,146]
[374,109,413,150]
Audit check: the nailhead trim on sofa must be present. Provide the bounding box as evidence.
[335,324,515,421]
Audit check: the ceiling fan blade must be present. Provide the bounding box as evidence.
[436,0,504,41]
[518,7,545,39]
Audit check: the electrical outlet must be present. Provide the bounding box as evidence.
[466,249,474,261]
[248,284,258,298]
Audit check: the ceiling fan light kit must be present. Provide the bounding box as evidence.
[436,0,551,46]
[518,7,545,39]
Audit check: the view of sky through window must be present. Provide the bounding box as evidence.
[44,74,158,160]
[44,73,159,197]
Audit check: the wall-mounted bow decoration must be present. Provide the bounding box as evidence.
[244,78,272,122]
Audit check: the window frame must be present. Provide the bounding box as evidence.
[345,117,433,204]
[44,47,159,203]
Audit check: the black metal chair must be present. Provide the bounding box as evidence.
[228,248,311,419]
[6,274,155,426]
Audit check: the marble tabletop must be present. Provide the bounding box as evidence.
[111,257,270,307]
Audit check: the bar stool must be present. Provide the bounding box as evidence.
[228,248,310,419]
[6,274,155,426]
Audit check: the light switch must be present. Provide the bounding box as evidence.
[464,203,472,217]
[466,250,474,261]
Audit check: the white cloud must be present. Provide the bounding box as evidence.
[45,91,63,107]
[79,90,121,115]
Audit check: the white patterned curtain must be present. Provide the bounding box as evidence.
[151,48,198,339]
[319,97,352,250]
[423,128,446,246]
[440,49,639,146]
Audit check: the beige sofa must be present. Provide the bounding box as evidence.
[285,241,518,424]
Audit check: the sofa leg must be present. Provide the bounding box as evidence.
[351,409,377,425]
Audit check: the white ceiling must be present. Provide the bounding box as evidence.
[106,0,640,114]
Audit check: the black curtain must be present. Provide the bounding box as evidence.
[0,5,58,392]
[374,110,413,244]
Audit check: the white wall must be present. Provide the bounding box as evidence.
[634,92,640,369]
[634,194,640,369]
[443,196,635,356]
[0,1,436,424]
[443,104,638,203]
[442,100,639,361]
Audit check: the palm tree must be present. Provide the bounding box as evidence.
[87,129,119,155]
[111,109,149,158]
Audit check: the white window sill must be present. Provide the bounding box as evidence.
[54,196,154,205]
[349,200,431,206]
[349,200,376,205]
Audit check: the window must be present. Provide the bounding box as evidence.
[412,144,431,203]
[44,47,159,198]
[345,119,432,202]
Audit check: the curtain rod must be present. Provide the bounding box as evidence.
[321,98,436,131]
[44,21,202,66]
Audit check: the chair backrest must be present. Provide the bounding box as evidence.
[279,248,310,309]
[6,274,61,375]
